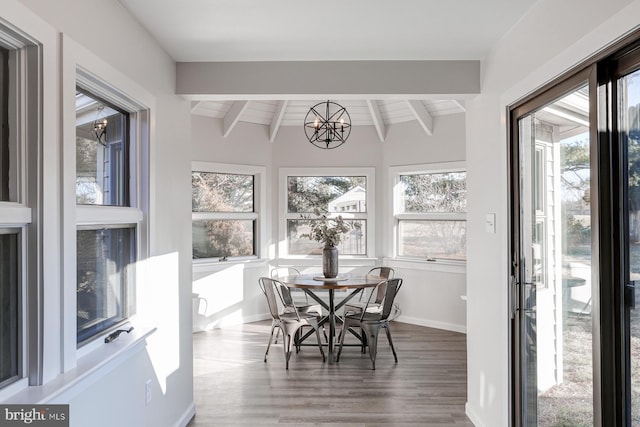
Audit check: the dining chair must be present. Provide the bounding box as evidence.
[336,278,403,370]
[343,266,395,316]
[258,277,326,369]
[270,267,325,344]
[270,267,322,316]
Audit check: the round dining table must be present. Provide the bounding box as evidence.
[279,273,386,364]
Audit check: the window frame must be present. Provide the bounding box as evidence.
[279,167,375,260]
[191,161,267,264]
[389,162,467,266]
[0,20,43,397]
[62,34,152,365]
[72,77,146,350]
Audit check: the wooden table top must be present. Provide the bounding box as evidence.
[279,274,386,290]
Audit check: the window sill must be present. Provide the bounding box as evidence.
[386,258,466,274]
[192,257,269,274]
[2,325,156,404]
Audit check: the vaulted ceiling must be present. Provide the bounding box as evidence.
[190,99,466,142]
[118,0,540,140]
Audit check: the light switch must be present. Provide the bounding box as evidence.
[485,213,496,234]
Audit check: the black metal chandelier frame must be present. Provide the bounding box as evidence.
[304,100,352,149]
[93,105,108,146]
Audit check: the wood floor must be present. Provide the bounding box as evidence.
[189,320,475,426]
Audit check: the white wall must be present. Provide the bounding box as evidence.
[191,112,468,332]
[10,0,194,426]
[465,1,640,426]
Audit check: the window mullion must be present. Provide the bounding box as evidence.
[396,212,466,221]
[76,205,143,226]
[192,211,257,221]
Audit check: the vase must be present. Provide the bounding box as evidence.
[323,245,339,278]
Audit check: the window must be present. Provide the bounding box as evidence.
[280,168,374,257]
[76,227,135,343]
[192,163,265,261]
[76,88,129,206]
[75,84,143,345]
[0,23,40,392]
[392,163,466,262]
[0,231,19,386]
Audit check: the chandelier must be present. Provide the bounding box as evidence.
[304,100,351,149]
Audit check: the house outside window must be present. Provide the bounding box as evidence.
[75,84,142,345]
[191,162,266,262]
[392,162,466,263]
[280,168,374,258]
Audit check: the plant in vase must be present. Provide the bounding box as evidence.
[300,208,354,278]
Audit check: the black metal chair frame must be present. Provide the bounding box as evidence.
[258,277,326,369]
[336,278,403,370]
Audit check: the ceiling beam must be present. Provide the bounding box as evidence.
[269,100,288,143]
[223,101,249,137]
[406,100,433,136]
[177,60,480,100]
[366,100,386,143]
[451,99,466,113]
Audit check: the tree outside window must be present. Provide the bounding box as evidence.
[192,171,256,259]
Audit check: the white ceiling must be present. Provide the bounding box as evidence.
[118,0,538,62]
[118,0,540,139]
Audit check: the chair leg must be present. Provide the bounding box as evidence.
[362,324,380,370]
[283,333,293,370]
[312,321,326,362]
[265,322,278,362]
[384,324,398,363]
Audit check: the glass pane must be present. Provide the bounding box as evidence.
[520,84,593,426]
[0,232,18,384]
[75,90,128,206]
[0,47,19,203]
[287,176,366,213]
[192,220,255,258]
[77,227,134,343]
[400,172,466,213]
[397,220,465,260]
[622,68,640,423]
[287,219,365,255]
[192,172,254,213]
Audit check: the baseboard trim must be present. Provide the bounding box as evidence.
[175,401,196,427]
[465,402,483,427]
[194,313,271,332]
[396,315,466,334]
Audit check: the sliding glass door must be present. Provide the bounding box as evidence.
[511,37,640,427]
[617,55,640,426]
[511,71,595,427]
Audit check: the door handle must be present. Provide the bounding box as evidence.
[626,281,637,309]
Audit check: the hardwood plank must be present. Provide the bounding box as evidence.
[189,321,474,426]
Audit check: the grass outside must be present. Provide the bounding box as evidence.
[537,242,640,426]
[537,312,593,427]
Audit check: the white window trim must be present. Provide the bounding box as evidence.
[0,10,54,397]
[278,167,375,260]
[388,161,467,268]
[191,161,267,266]
[61,35,153,370]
